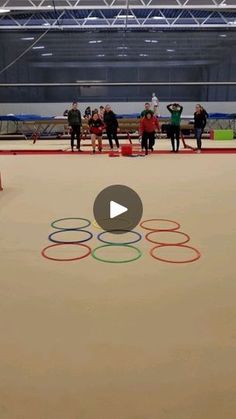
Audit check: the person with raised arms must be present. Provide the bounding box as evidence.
[167,102,183,152]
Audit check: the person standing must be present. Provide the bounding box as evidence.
[139,110,160,155]
[151,92,159,116]
[194,104,208,153]
[140,103,154,118]
[88,112,105,153]
[103,105,120,150]
[167,103,183,152]
[68,102,82,152]
[201,106,209,133]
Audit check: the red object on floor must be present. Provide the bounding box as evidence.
[121,144,132,156]
[210,130,214,140]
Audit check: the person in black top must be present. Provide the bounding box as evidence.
[194,104,208,153]
[103,105,120,150]
[68,102,82,152]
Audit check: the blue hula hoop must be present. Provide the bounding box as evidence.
[97,230,142,245]
[48,229,93,244]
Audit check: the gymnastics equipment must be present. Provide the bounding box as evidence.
[51,217,91,230]
[150,244,201,264]
[91,244,142,264]
[210,129,234,141]
[97,230,142,245]
[121,144,132,156]
[140,219,181,232]
[48,229,93,244]
[41,243,91,262]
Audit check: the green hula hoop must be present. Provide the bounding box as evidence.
[91,244,143,264]
[51,217,91,230]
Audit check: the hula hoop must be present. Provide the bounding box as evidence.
[48,229,93,244]
[97,230,142,245]
[41,243,91,262]
[51,217,91,230]
[150,244,201,264]
[145,230,190,245]
[92,217,132,230]
[92,244,142,264]
[92,219,103,230]
[140,218,180,232]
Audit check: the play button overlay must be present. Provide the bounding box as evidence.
[110,201,128,219]
[93,185,143,234]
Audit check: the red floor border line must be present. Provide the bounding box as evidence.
[0,149,236,155]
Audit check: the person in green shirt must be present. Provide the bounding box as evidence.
[140,103,154,118]
[167,103,183,152]
[68,101,82,152]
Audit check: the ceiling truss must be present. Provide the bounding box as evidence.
[0,0,236,9]
[0,0,236,29]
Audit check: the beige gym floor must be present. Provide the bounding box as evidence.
[0,152,235,419]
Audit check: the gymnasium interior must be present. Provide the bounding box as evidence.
[0,1,236,419]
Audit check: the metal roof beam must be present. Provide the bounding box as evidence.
[0,24,234,29]
[0,2,236,11]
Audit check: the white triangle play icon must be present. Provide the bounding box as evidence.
[110,201,128,219]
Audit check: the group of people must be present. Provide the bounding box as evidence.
[67,102,119,153]
[67,100,208,154]
[139,101,208,154]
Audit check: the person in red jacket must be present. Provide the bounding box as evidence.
[139,111,160,155]
[88,112,105,153]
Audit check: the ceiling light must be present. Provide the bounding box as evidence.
[118,54,127,57]
[0,8,11,13]
[97,54,105,57]
[87,17,99,20]
[220,34,227,37]
[89,40,102,44]
[153,16,163,20]
[167,49,175,52]
[140,54,148,57]
[117,46,128,50]
[118,14,135,19]
[33,46,45,50]
[42,53,53,56]
[145,39,158,43]
[21,37,35,41]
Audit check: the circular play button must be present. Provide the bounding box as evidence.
[93,185,143,234]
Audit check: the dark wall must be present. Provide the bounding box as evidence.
[0,65,213,102]
[0,30,235,102]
